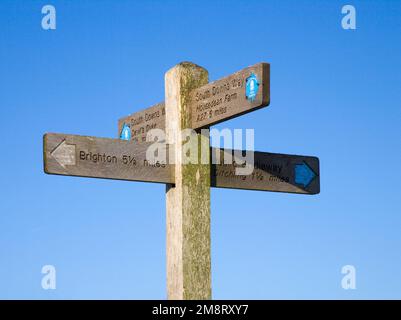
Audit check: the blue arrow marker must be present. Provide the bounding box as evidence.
[120,123,131,141]
[295,162,316,188]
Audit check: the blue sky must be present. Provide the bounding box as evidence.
[0,0,401,299]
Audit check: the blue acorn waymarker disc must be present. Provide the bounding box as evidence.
[120,123,131,141]
[245,73,260,102]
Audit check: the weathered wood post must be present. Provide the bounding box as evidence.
[165,62,211,300]
[43,60,322,300]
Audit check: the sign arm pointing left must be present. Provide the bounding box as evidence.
[50,140,76,169]
[43,133,173,184]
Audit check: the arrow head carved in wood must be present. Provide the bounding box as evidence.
[51,140,76,168]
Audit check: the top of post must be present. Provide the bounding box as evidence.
[165,61,208,78]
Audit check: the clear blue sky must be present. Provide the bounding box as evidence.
[1,0,400,299]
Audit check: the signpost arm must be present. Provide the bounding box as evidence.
[165,62,211,300]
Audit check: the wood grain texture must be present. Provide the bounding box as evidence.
[190,62,270,128]
[118,102,165,143]
[211,148,320,195]
[44,133,319,195]
[43,133,173,184]
[117,63,270,141]
[165,62,211,300]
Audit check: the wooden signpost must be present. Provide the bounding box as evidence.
[189,62,270,128]
[211,148,319,195]
[44,134,319,195]
[118,63,270,141]
[118,102,166,143]
[44,135,319,195]
[43,61,320,300]
[44,133,172,183]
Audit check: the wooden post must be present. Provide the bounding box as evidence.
[165,62,211,300]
